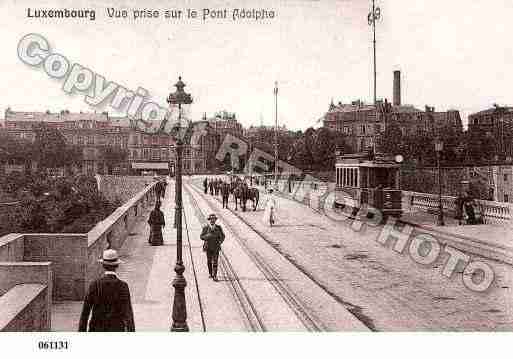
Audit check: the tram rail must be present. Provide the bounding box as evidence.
[184,185,266,331]
[186,182,326,332]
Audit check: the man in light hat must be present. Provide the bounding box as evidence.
[79,249,135,332]
[200,213,225,281]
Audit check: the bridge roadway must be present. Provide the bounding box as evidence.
[53,177,513,331]
[191,176,513,331]
[52,177,366,331]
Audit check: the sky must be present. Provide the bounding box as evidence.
[1,0,512,130]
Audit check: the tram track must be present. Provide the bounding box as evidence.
[186,182,327,332]
[184,185,266,332]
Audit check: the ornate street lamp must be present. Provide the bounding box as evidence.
[434,139,444,226]
[167,76,193,332]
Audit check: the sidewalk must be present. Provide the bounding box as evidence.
[52,180,246,331]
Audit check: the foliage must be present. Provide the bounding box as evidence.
[288,127,350,172]
[0,173,119,235]
[0,132,33,164]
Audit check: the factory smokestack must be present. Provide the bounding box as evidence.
[393,70,401,106]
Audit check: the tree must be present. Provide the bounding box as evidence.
[0,132,33,170]
[32,123,69,170]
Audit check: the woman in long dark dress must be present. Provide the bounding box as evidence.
[148,200,165,246]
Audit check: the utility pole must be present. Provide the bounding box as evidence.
[274,81,278,189]
[368,0,381,104]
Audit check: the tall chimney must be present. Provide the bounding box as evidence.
[393,70,401,106]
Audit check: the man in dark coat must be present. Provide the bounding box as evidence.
[79,249,135,332]
[161,180,167,198]
[200,214,225,281]
[221,182,230,209]
[209,179,214,195]
[203,177,208,194]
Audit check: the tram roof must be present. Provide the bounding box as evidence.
[336,152,400,168]
[336,162,400,168]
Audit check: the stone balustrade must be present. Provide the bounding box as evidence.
[267,178,513,227]
[403,191,513,225]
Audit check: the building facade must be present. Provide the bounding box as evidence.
[0,109,213,175]
[323,71,463,152]
[468,105,513,158]
[208,110,243,139]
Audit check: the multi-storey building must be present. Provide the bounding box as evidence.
[468,105,513,158]
[323,71,463,152]
[208,110,243,139]
[0,109,212,175]
[243,124,291,143]
[193,119,220,171]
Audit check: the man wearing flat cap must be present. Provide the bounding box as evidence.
[79,249,135,332]
[200,213,225,281]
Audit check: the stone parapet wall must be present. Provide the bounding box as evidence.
[23,234,87,301]
[0,263,52,331]
[0,284,49,331]
[86,181,157,290]
[0,234,24,262]
[0,178,158,331]
[95,175,156,204]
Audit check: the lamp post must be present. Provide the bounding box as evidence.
[274,81,278,190]
[167,76,193,332]
[435,139,444,226]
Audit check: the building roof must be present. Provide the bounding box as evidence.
[109,117,132,128]
[469,106,513,117]
[327,101,422,115]
[5,109,109,122]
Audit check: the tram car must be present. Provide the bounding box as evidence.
[334,152,403,218]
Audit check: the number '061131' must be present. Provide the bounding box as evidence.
[38,341,69,350]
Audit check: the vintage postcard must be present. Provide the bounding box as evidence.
[0,0,511,357]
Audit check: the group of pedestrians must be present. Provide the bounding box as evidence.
[203,177,231,209]
[155,179,167,200]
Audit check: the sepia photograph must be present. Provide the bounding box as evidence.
[0,0,512,357]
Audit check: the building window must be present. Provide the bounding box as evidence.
[505,194,509,202]
[504,173,508,182]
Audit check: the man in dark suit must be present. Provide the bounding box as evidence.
[221,182,230,209]
[203,177,208,194]
[200,214,225,281]
[79,249,135,332]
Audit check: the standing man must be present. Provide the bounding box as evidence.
[221,181,230,209]
[203,177,208,194]
[200,214,225,281]
[209,179,214,195]
[79,249,135,332]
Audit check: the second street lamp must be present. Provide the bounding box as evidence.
[435,139,444,226]
[167,76,193,332]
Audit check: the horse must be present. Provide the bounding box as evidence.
[246,187,259,211]
[233,182,248,211]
